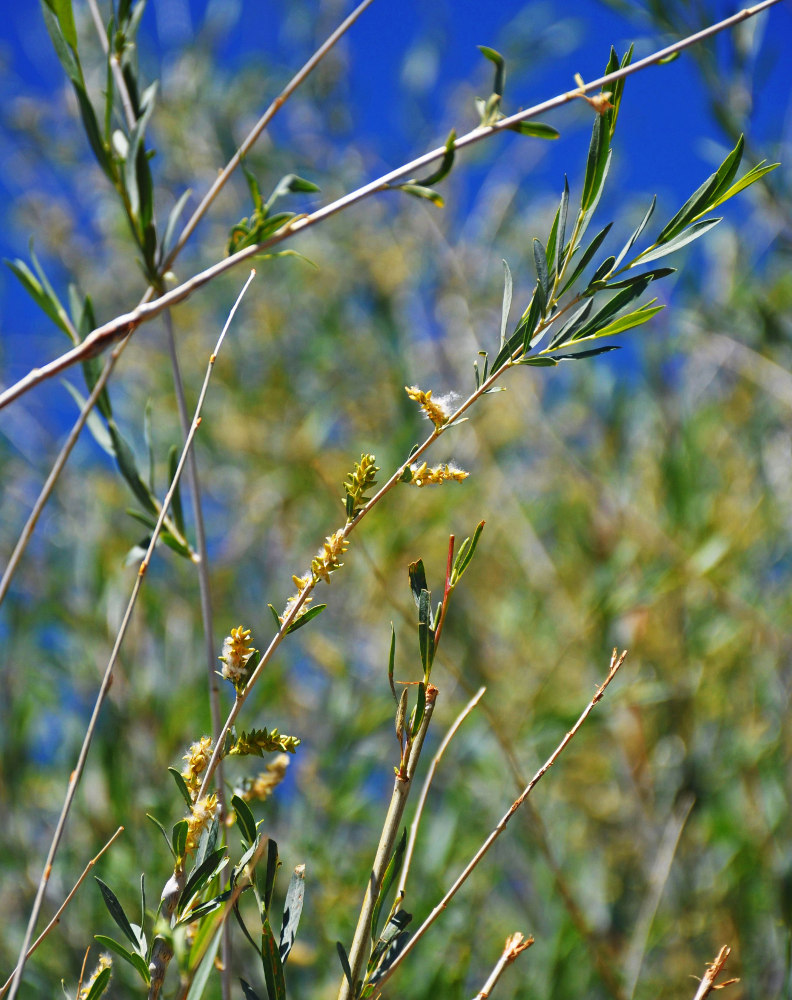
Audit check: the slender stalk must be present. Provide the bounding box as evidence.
[0,0,781,411]
[338,686,438,1000]
[471,933,534,1000]
[5,273,256,1000]
[691,946,738,1000]
[397,687,486,899]
[159,0,378,273]
[373,649,627,991]
[0,333,130,609]
[0,827,123,1000]
[163,308,230,999]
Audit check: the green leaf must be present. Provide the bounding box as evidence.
[195,818,220,868]
[570,276,654,342]
[168,446,186,536]
[410,682,426,738]
[159,188,192,266]
[232,795,258,846]
[179,847,229,916]
[388,624,397,703]
[264,173,321,213]
[146,814,176,859]
[604,45,633,139]
[159,529,193,561]
[285,604,326,634]
[408,560,428,609]
[574,301,664,342]
[185,928,222,1000]
[107,420,158,514]
[168,766,194,809]
[5,257,73,340]
[84,967,112,999]
[613,197,656,269]
[40,0,82,85]
[605,267,675,289]
[93,935,150,984]
[240,980,263,1000]
[634,218,721,265]
[397,183,444,207]
[581,113,609,212]
[560,222,613,295]
[94,878,141,950]
[61,380,114,455]
[542,345,621,362]
[549,298,594,349]
[451,521,485,585]
[507,121,559,140]
[417,590,431,674]
[499,260,513,349]
[413,129,456,187]
[371,829,407,943]
[655,137,743,245]
[172,819,189,860]
[705,160,779,214]
[478,45,505,99]
[533,239,550,310]
[263,839,279,916]
[336,941,353,988]
[279,864,306,964]
[177,889,231,925]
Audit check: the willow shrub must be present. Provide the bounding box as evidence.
[0,3,787,1000]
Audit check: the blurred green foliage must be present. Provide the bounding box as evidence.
[1,3,791,999]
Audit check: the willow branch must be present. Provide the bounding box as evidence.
[373,649,627,990]
[472,933,534,1000]
[397,686,486,899]
[691,946,738,1000]
[0,0,781,411]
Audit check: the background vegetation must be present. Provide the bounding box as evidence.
[1,2,790,998]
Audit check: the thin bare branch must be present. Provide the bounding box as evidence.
[5,273,256,1000]
[0,0,781,411]
[397,687,486,899]
[691,946,739,1000]
[373,649,628,990]
[0,827,123,1000]
[472,933,534,1000]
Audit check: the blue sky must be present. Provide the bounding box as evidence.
[0,0,790,395]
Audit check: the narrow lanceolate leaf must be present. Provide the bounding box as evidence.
[371,829,408,943]
[655,136,743,245]
[388,624,397,702]
[417,589,431,675]
[279,864,306,964]
[547,177,570,277]
[285,604,326,634]
[581,114,609,212]
[549,298,594,349]
[94,935,150,983]
[571,300,664,343]
[508,121,559,140]
[172,820,189,860]
[94,878,141,949]
[408,560,429,609]
[451,521,485,585]
[168,767,194,810]
[240,980,263,1000]
[179,847,229,914]
[614,197,656,269]
[533,239,550,309]
[232,795,259,846]
[605,267,675,289]
[336,941,353,987]
[499,259,513,349]
[107,420,158,514]
[705,160,780,214]
[261,917,286,1000]
[604,45,633,139]
[62,380,114,455]
[263,839,279,916]
[398,183,444,207]
[537,345,621,363]
[413,129,456,187]
[560,222,613,295]
[570,276,654,342]
[634,218,721,265]
[5,258,73,339]
[84,966,113,999]
[411,682,426,738]
[478,45,505,100]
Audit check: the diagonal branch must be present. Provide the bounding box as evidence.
[0,0,781,412]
